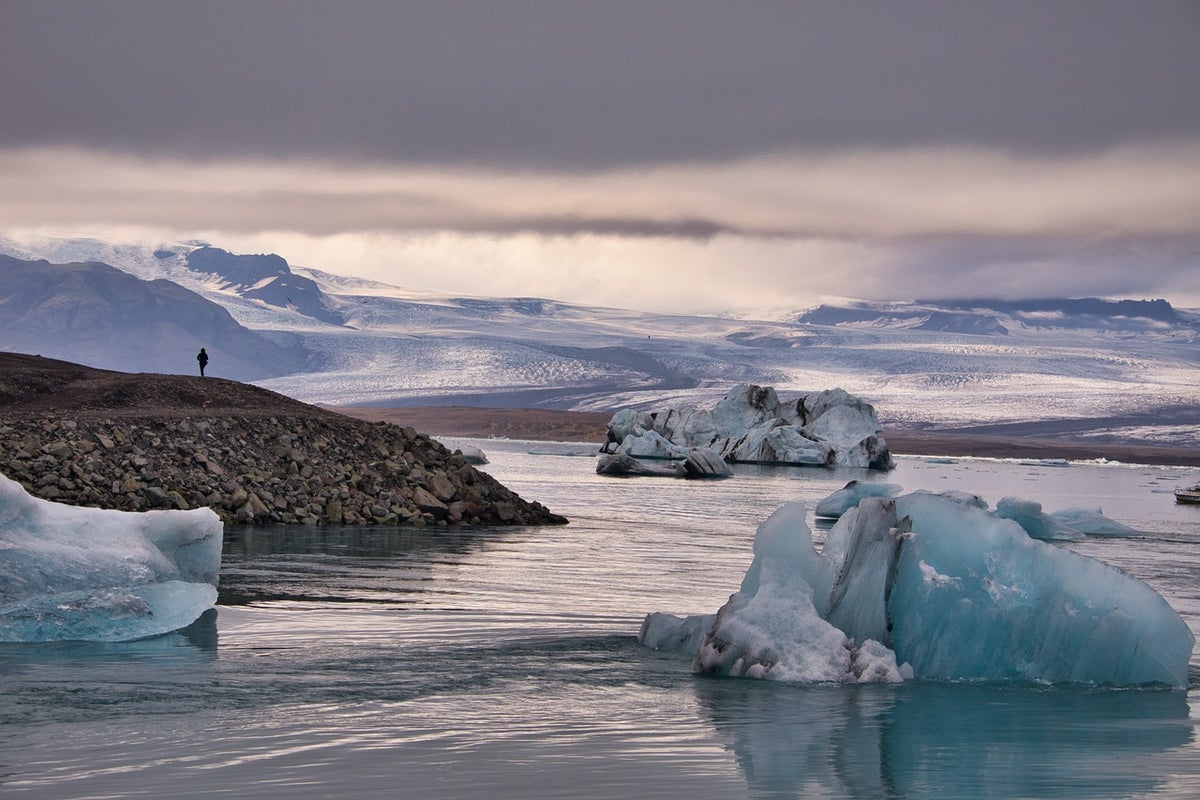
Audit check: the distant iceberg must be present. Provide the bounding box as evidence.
[641,492,1192,687]
[602,384,893,469]
[814,480,905,518]
[0,473,223,642]
[596,447,733,479]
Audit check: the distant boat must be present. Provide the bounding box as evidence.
[1175,484,1200,505]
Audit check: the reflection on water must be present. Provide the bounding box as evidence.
[223,523,499,558]
[696,679,1195,799]
[219,524,515,605]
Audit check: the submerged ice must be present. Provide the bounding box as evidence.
[0,473,223,642]
[643,492,1192,687]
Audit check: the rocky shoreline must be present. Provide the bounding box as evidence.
[0,354,566,527]
[0,413,566,526]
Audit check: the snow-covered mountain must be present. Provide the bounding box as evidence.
[1,234,1197,445]
[0,253,305,380]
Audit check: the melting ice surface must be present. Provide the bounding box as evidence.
[642,492,1195,687]
[0,474,223,642]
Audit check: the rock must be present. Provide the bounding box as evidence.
[0,404,565,527]
[427,472,457,502]
[412,486,449,517]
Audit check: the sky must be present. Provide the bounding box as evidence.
[2,0,1199,315]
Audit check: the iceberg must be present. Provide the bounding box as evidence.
[0,473,223,642]
[454,444,489,465]
[643,493,1193,687]
[995,496,1084,541]
[814,480,904,518]
[596,452,680,477]
[1050,506,1140,537]
[596,447,732,479]
[678,447,734,478]
[601,384,893,469]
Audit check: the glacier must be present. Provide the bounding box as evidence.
[642,493,1193,687]
[4,235,1199,454]
[0,473,223,642]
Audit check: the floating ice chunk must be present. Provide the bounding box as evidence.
[454,444,488,464]
[1049,507,1139,537]
[727,421,832,466]
[815,480,904,518]
[601,384,892,469]
[644,493,1193,687]
[928,489,989,510]
[691,503,904,683]
[595,452,678,477]
[617,430,691,460]
[596,447,732,479]
[678,448,733,479]
[0,473,223,642]
[886,493,1192,685]
[995,496,1084,540]
[639,611,715,654]
[1019,458,1071,468]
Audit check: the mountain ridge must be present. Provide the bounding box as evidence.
[1,235,1197,447]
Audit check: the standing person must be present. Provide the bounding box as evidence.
[196,347,209,377]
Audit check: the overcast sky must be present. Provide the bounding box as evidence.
[2,1,1198,314]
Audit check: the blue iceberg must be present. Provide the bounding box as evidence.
[814,479,904,519]
[0,473,223,642]
[643,492,1193,687]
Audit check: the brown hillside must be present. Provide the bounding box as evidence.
[0,352,325,419]
[0,353,566,526]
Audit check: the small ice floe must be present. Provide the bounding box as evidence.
[454,444,489,464]
[1018,458,1071,468]
[528,447,593,457]
[815,480,903,519]
[995,496,1084,541]
[0,473,223,643]
[1049,507,1139,537]
[596,447,732,479]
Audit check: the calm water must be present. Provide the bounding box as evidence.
[3,439,1200,799]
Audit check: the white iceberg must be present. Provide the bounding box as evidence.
[454,444,489,464]
[0,473,223,642]
[643,493,1193,687]
[601,384,893,469]
[995,496,1084,541]
[1049,506,1140,537]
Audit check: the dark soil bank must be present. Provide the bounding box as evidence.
[0,353,566,526]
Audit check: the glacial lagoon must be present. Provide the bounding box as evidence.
[3,439,1200,799]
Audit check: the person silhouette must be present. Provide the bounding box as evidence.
[197,347,209,377]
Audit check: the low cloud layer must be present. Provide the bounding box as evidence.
[4,142,1197,313]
